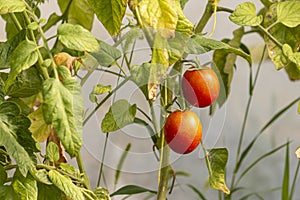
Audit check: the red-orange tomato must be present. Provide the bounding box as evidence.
[182,67,220,108]
[164,110,202,154]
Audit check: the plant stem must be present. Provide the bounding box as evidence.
[195,0,214,34]
[289,160,300,200]
[97,133,109,187]
[258,25,283,48]
[9,13,23,31]
[76,153,91,190]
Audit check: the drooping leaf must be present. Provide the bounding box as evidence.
[0,30,26,69]
[7,67,43,98]
[58,0,94,30]
[130,63,151,98]
[88,0,127,36]
[46,142,60,163]
[48,170,84,200]
[5,40,39,91]
[0,185,14,200]
[0,0,26,14]
[229,2,263,26]
[206,148,230,194]
[101,99,137,133]
[263,3,300,80]
[0,102,34,177]
[110,185,157,196]
[94,187,111,200]
[42,78,83,157]
[277,1,300,28]
[37,183,66,200]
[90,41,122,67]
[57,23,98,52]
[137,0,178,39]
[12,170,38,200]
[28,106,51,142]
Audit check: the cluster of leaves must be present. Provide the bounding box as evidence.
[0,0,300,199]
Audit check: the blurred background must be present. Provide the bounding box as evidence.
[1,0,300,199]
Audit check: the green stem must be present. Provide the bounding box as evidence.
[76,153,91,190]
[289,160,300,200]
[195,0,214,34]
[9,13,23,31]
[201,141,213,177]
[97,133,109,187]
[258,25,283,48]
[216,6,233,13]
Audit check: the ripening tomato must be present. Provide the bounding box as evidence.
[164,110,202,154]
[182,67,220,108]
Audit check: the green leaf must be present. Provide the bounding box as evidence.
[7,67,43,98]
[12,170,38,200]
[90,41,122,67]
[0,146,11,166]
[0,165,7,185]
[188,34,251,65]
[137,0,178,38]
[180,0,189,9]
[282,143,289,200]
[263,4,300,80]
[277,1,300,28]
[229,2,263,26]
[115,143,131,185]
[42,78,83,157]
[130,63,151,98]
[58,0,94,30]
[92,84,111,95]
[37,183,66,200]
[0,102,34,177]
[110,185,157,196]
[46,142,60,163]
[59,163,80,178]
[88,0,127,36]
[28,106,51,142]
[30,168,52,185]
[7,98,32,115]
[42,13,61,32]
[114,28,144,53]
[175,0,193,36]
[0,0,26,14]
[0,30,26,69]
[101,99,137,133]
[282,44,300,69]
[5,40,39,91]
[57,23,98,52]
[0,185,14,200]
[94,187,111,200]
[206,148,230,194]
[48,170,84,200]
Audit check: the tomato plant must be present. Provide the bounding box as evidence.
[164,110,202,154]
[0,0,300,199]
[182,67,220,108]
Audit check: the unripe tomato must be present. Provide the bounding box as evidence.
[182,67,220,108]
[164,110,202,154]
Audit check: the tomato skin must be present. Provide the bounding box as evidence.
[164,110,202,154]
[182,67,220,108]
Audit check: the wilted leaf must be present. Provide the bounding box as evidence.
[101,99,137,132]
[57,23,98,52]
[0,0,26,14]
[277,1,300,28]
[88,0,127,36]
[5,40,39,91]
[48,170,84,200]
[12,170,38,200]
[206,148,230,194]
[54,52,79,72]
[42,78,83,157]
[229,2,263,26]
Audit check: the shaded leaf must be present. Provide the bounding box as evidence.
[0,30,26,69]
[58,0,94,30]
[48,170,84,200]
[137,0,178,39]
[5,40,39,91]
[57,23,98,52]
[94,187,111,200]
[0,102,34,176]
[277,1,300,28]
[42,78,83,157]
[110,185,157,196]
[0,185,14,200]
[101,99,136,133]
[206,148,230,194]
[88,0,127,36]
[90,41,122,67]
[42,13,61,32]
[0,0,26,14]
[12,170,38,200]
[28,106,51,142]
[229,2,263,26]
[46,142,60,163]
[37,183,66,200]
[130,63,151,99]
[0,165,7,185]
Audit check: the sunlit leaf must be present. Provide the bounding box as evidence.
[229,2,263,26]
[101,99,137,133]
[57,23,98,52]
[0,0,25,14]
[88,0,127,36]
[5,40,38,91]
[277,1,300,28]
